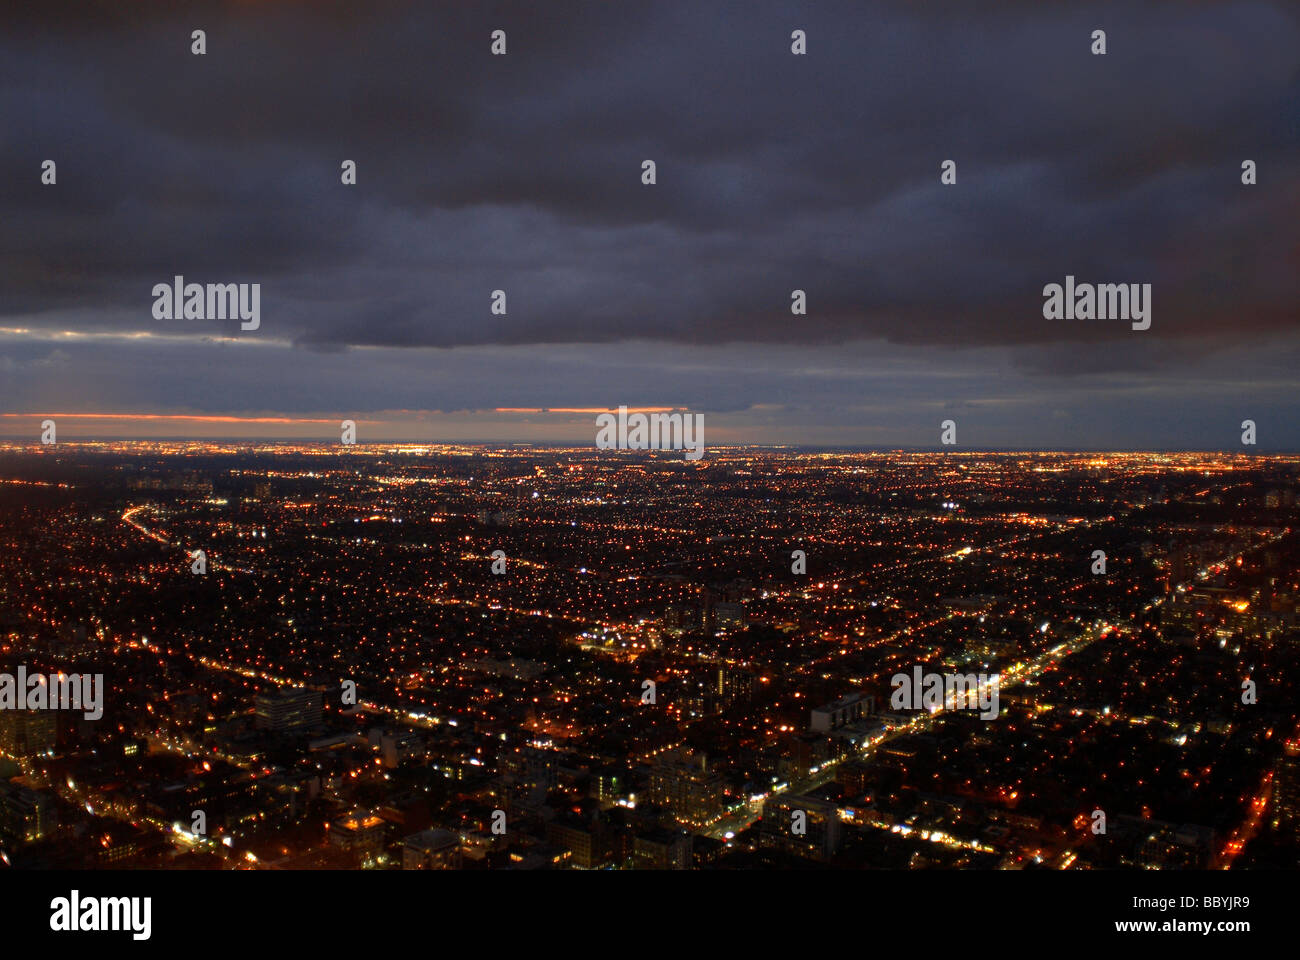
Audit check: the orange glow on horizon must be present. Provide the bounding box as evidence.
[494,406,684,414]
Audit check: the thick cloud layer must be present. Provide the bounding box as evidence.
[1,1,1297,445]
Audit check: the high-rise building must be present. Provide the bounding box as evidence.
[255,687,323,734]
[716,667,756,706]
[402,829,462,869]
[590,766,627,806]
[760,794,843,862]
[632,829,692,869]
[713,602,747,631]
[0,782,56,843]
[810,693,872,733]
[546,820,603,869]
[649,753,727,826]
[1273,737,1300,836]
[0,710,57,758]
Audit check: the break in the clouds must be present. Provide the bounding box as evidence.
[0,0,1297,445]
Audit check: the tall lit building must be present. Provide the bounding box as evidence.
[760,795,843,863]
[0,782,56,843]
[255,687,323,734]
[0,710,57,758]
[649,753,727,826]
[632,829,692,869]
[1273,737,1300,836]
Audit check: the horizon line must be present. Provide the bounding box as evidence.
[0,437,1296,455]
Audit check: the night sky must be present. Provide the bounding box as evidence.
[1,0,1297,447]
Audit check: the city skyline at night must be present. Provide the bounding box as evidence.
[0,4,1295,945]
[0,442,1297,875]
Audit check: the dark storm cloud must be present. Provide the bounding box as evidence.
[0,0,1297,360]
